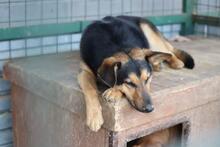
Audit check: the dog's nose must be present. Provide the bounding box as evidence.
[143,104,154,112]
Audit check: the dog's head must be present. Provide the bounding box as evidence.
[98,48,172,113]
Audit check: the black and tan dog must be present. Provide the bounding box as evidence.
[78,15,194,132]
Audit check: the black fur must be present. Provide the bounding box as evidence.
[96,59,153,91]
[80,16,194,113]
[174,49,195,69]
[80,16,152,74]
[80,15,194,84]
[117,60,152,85]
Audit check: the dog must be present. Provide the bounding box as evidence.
[132,129,170,147]
[132,126,181,147]
[78,15,194,132]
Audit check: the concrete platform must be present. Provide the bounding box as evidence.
[4,37,220,147]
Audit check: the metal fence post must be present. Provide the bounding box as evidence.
[181,0,195,35]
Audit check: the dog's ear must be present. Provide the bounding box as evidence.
[144,50,172,71]
[97,57,121,87]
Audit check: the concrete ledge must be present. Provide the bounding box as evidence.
[4,37,220,132]
[3,37,220,147]
[5,39,220,131]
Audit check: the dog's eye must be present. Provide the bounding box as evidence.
[144,75,152,84]
[144,79,149,84]
[125,81,137,88]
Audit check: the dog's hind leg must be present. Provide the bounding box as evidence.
[78,62,104,132]
[139,22,185,70]
[165,54,185,69]
[163,40,195,69]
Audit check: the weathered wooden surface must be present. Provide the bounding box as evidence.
[11,84,109,147]
[114,100,220,147]
[3,37,220,147]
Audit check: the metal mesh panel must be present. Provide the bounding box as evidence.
[194,0,220,37]
[194,0,220,17]
[0,0,183,27]
[0,0,184,69]
[194,24,220,37]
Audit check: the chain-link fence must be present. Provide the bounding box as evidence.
[194,0,220,37]
[0,0,186,69]
[0,0,219,68]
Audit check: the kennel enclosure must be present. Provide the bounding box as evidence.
[0,0,220,147]
[3,37,220,147]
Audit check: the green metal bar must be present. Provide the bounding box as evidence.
[0,22,81,41]
[193,15,220,26]
[81,21,91,31]
[181,0,195,35]
[147,14,189,25]
[194,11,220,17]
[0,14,189,41]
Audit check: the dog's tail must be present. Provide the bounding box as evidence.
[173,48,195,69]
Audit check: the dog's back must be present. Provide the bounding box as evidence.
[80,15,194,74]
[80,16,150,74]
[78,16,195,132]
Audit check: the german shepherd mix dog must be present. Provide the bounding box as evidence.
[78,16,194,132]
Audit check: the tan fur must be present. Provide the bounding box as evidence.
[139,23,184,69]
[98,57,118,74]
[139,23,174,53]
[129,73,141,85]
[79,22,187,132]
[146,76,152,92]
[119,71,152,109]
[141,69,150,81]
[128,47,183,71]
[98,55,126,103]
[114,52,130,64]
[129,48,147,60]
[98,53,130,76]
[78,62,104,132]
[133,129,170,147]
[120,84,136,106]
[102,86,124,103]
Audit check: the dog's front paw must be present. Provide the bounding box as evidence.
[102,87,123,103]
[86,107,104,132]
